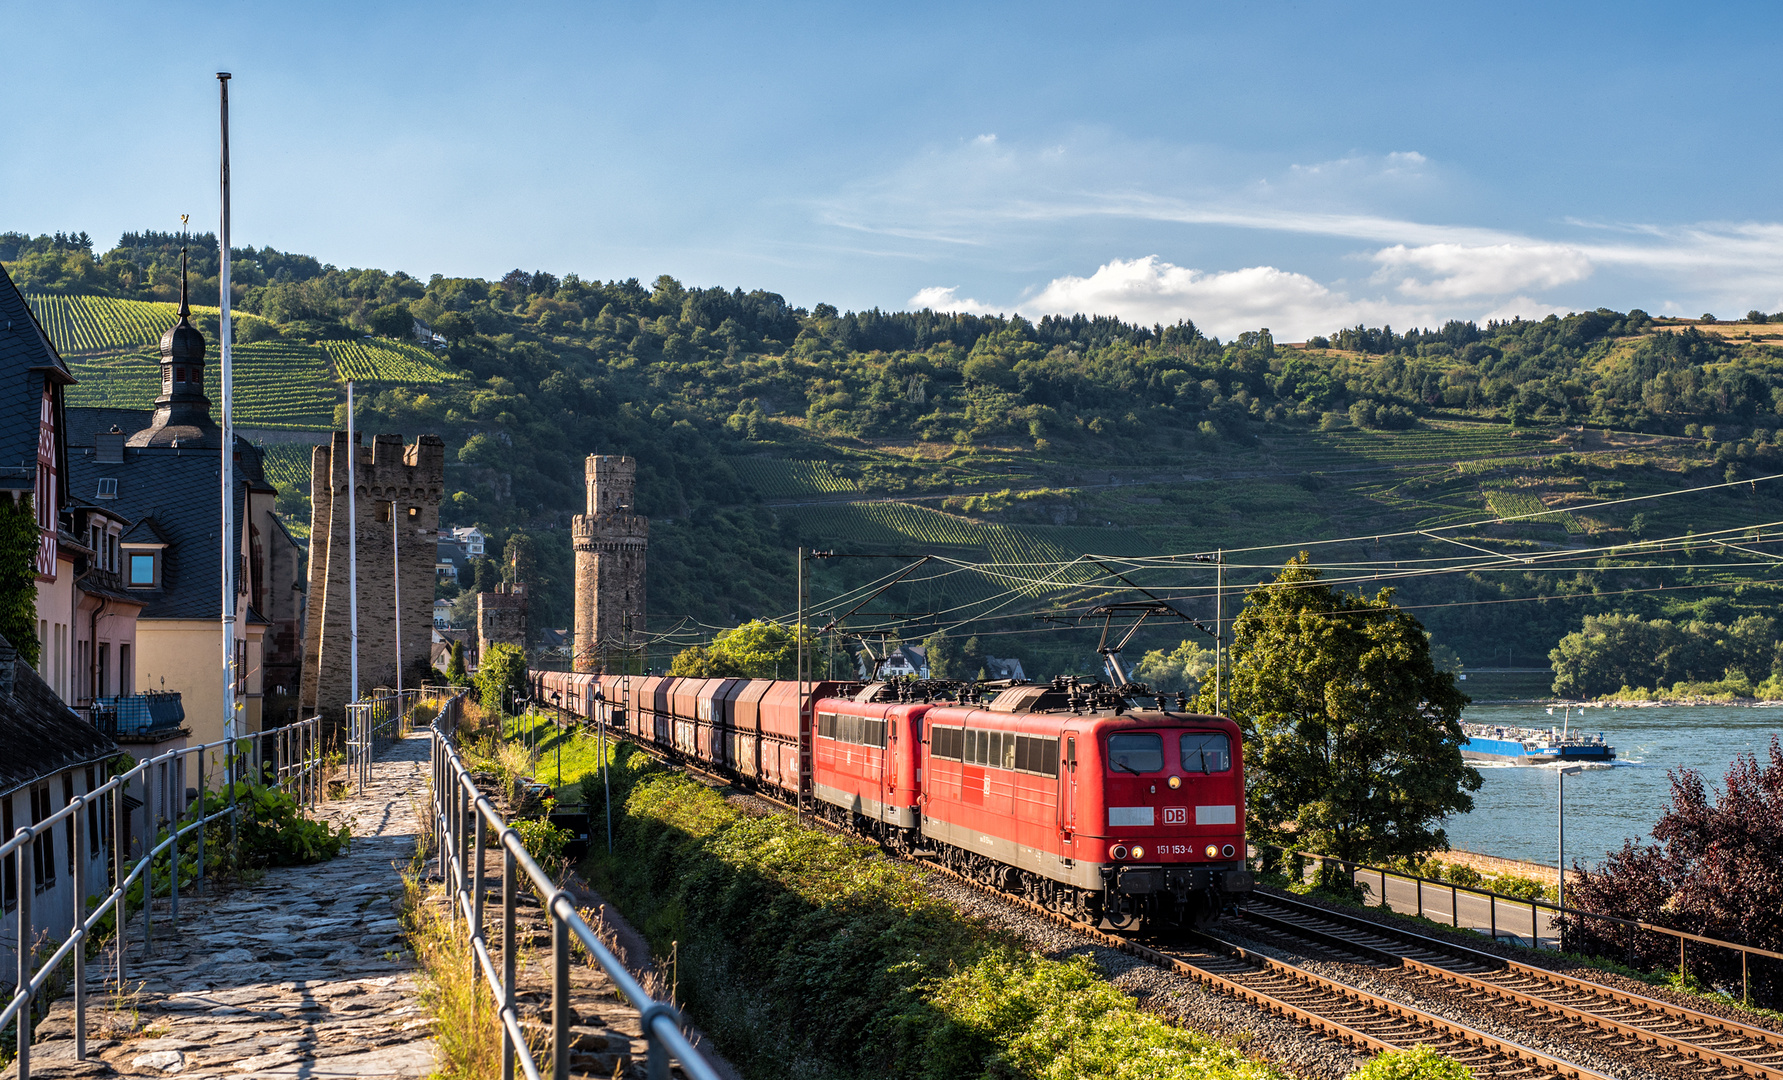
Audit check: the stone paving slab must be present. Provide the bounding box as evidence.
[7,732,437,1079]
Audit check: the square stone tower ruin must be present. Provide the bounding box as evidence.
[477,582,528,661]
[572,455,647,673]
[300,432,445,720]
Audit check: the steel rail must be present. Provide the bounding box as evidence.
[1245,893,1783,1078]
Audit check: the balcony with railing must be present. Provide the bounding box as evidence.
[90,691,187,740]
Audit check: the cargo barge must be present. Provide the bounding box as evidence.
[1461,722,1615,765]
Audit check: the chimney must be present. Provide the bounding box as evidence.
[97,425,125,464]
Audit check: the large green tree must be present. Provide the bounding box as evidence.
[1214,554,1477,865]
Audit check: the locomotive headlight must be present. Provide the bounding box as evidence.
[1222,844,1236,858]
[1130,846,1145,859]
[1167,775,1181,789]
[1110,844,1129,860]
[1205,844,1220,858]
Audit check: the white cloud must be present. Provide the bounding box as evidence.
[908,286,1002,315]
[1011,255,1446,340]
[1374,242,1595,300]
[846,133,1783,325]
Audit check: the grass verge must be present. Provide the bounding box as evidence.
[403,848,501,1080]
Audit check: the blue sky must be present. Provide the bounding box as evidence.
[5,0,1783,339]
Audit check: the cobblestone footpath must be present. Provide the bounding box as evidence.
[8,732,438,1079]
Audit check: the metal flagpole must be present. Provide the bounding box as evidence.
[348,381,360,705]
[218,72,237,748]
[393,496,402,699]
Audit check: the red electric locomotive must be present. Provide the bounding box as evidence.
[916,681,1250,928]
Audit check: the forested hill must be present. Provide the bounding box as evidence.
[11,227,1783,686]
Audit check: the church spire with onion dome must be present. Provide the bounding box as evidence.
[128,240,220,448]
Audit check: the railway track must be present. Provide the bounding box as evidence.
[1238,893,1783,1080]
[565,721,1768,1078]
[916,857,1611,1080]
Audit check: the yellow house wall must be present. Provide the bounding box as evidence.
[135,620,264,752]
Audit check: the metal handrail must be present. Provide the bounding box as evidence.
[430,699,720,1080]
[4,713,329,1079]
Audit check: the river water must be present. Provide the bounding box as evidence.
[1440,703,1783,869]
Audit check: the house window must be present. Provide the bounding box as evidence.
[119,643,132,694]
[2,797,13,910]
[63,774,75,877]
[31,784,56,891]
[96,478,118,500]
[86,766,103,857]
[128,552,158,587]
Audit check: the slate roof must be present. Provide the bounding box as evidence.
[67,407,272,621]
[65,408,152,447]
[0,263,73,493]
[0,633,118,800]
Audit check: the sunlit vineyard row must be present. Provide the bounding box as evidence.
[27,293,219,355]
[726,457,858,498]
[323,339,465,385]
[258,442,320,492]
[65,342,338,429]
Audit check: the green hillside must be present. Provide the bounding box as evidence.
[12,227,1783,682]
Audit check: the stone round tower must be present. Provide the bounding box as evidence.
[572,455,647,673]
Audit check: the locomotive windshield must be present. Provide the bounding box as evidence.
[1180,732,1232,773]
[1107,733,1164,773]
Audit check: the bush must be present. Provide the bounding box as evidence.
[1345,1047,1473,1080]
[513,817,570,867]
[1565,738,1783,1002]
[223,780,353,867]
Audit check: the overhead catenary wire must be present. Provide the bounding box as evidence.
[649,470,1783,655]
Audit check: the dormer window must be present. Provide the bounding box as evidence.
[127,551,158,588]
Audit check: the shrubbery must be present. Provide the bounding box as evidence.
[1344,1047,1472,1080]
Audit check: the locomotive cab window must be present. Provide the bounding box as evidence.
[1180,732,1232,773]
[1107,733,1163,774]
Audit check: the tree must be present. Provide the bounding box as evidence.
[433,311,473,343]
[476,642,527,712]
[0,497,40,668]
[368,303,413,339]
[1212,554,1477,866]
[711,619,805,679]
[1134,638,1214,692]
[667,644,744,678]
[1565,739,1783,999]
[446,639,468,684]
